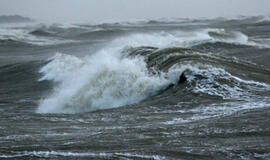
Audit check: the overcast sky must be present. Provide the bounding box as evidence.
[1,0,270,23]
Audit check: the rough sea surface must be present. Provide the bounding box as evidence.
[1,16,270,159]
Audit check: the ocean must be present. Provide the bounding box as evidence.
[1,16,270,159]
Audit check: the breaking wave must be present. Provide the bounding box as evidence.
[37,30,270,113]
[38,52,172,113]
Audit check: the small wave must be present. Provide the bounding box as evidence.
[0,39,30,47]
[0,28,74,46]
[207,29,248,44]
[30,29,56,37]
[187,28,263,47]
[256,15,270,23]
[182,28,267,48]
[76,29,125,39]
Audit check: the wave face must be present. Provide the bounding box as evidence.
[2,16,270,159]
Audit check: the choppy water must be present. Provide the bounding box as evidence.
[1,16,270,160]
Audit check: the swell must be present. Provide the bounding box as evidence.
[0,39,32,47]
[127,46,269,75]
[28,24,127,40]
[191,41,252,50]
[0,61,43,83]
[0,61,52,103]
[30,29,56,37]
[74,29,127,40]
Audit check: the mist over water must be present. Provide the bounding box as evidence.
[1,0,270,23]
[1,15,270,159]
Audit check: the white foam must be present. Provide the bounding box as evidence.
[254,153,270,159]
[169,65,270,100]
[164,101,269,125]
[163,63,270,125]
[114,153,165,160]
[38,48,173,113]
[0,151,165,159]
[0,151,111,158]
[38,53,84,82]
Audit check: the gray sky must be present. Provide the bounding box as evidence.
[1,0,270,23]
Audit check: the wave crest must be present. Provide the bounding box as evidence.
[38,51,172,113]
